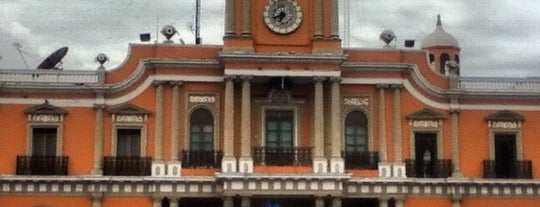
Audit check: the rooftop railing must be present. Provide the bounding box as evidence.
[0,69,100,84]
[459,77,540,92]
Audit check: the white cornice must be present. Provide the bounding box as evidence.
[224,69,341,77]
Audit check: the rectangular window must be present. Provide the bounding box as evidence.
[265,110,293,148]
[32,128,57,156]
[494,133,516,178]
[117,128,141,157]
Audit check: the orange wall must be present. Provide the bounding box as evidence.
[103,196,152,207]
[0,196,90,207]
[405,197,451,207]
[463,198,540,207]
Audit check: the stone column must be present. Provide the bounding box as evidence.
[313,0,323,38]
[395,198,404,207]
[154,81,165,160]
[225,0,235,36]
[223,197,234,207]
[392,84,405,178]
[332,197,342,207]
[222,76,237,173]
[170,198,179,207]
[330,0,340,38]
[239,76,253,173]
[313,77,327,173]
[452,197,462,207]
[315,197,325,207]
[91,194,102,207]
[451,109,462,177]
[329,77,344,173]
[378,198,388,207]
[170,82,182,161]
[152,197,161,207]
[377,85,388,162]
[241,197,251,207]
[242,0,251,36]
[91,104,105,175]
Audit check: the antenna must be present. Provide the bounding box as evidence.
[195,0,202,44]
[13,42,30,69]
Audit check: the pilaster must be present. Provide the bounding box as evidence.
[377,84,390,177]
[152,81,166,177]
[225,0,235,36]
[91,193,103,207]
[450,109,463,177]
[392,84,406,178]
[222,76,237,173]
[91,104,105,175]
[313,0,323,38]
[329,77,344,173]
[330,0,340,38]
[313,77,327,173]
[239,76,253,173]
[241,0,251,36]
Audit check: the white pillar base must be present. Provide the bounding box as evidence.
[238,157,253,173]
[329,158,344,174]
[151,161,167,177]
[313,158,328,173]
[221,157,237,173]
[167,161,182,177]
[378,162,392,178]
[392,163,407,178]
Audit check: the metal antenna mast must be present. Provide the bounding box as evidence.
[13,42,30,69]
[195,0,202,44]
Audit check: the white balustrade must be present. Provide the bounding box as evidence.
[0,69,99,84]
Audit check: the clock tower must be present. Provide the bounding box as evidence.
[223,0,342,55]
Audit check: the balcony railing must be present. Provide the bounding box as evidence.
[181,150,222,168]
[483,160,532,179]
[253,147,312,166]
[405,159,453,178]
[103,156,151,176]
[16,156,68,175]
[342,151,379,170]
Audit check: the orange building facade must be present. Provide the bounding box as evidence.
[2,1,540,207]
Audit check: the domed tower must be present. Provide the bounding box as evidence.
[421,15,461,76]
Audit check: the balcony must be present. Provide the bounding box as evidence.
[405,159,453,178]
[483,160,532,179]
[16,156,68,175]
[181,150,223,168]
[342,151,379,170]
[103,156,151,176]
[253,147,312,166]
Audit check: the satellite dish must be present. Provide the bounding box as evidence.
[37,47,68,69]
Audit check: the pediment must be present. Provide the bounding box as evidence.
[108,103,151,115]
[406,108,445,120]
[25,102,67,115]
[485,110,524,122]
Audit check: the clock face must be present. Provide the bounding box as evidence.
[263,0,303,34]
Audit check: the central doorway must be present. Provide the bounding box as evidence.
[414,132,437,178]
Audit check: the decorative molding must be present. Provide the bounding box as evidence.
[409,120,442,128]
[189,95,217,104]
[343,97,369,106]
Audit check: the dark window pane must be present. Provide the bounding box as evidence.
[190,109,214,151]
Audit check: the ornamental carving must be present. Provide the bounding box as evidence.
[343,97,369,106]
[189,95,216,104]
[29,114,62,123]
[489,121,520,129]
[115,115,145,123]
[409,120,441,128]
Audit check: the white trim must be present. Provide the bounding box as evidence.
[0,75,223,107]
[225,69,340,77]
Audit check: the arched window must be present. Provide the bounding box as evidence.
[344,111,368,152]
[189,108,214,151]
[440,53,450,75]
[429,54,435,64]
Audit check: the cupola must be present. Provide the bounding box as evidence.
[421,15,461,76]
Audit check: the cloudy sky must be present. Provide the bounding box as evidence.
[1,0,539,77]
